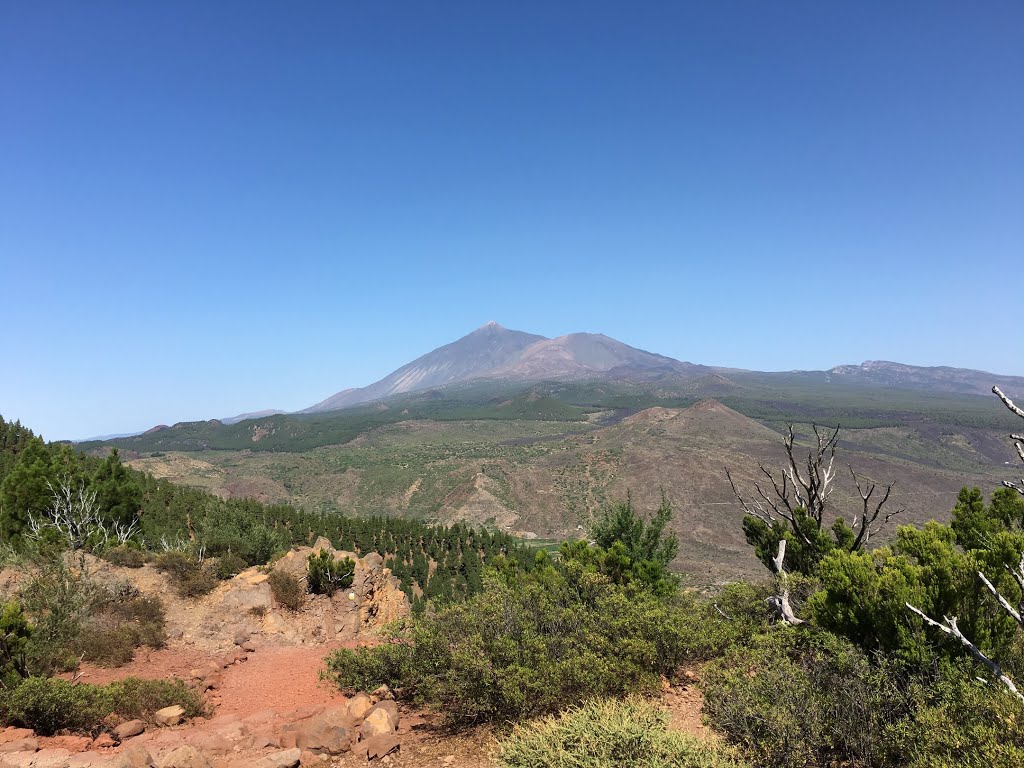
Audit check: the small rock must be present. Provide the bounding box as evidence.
[0,729,34,746]
[346,693,373,723]
[249,748,301,768]
[0,738,37,754]
[114,720,146,740]
[109,745,156,768]
[92,732,117,749]
[360,707,396,740]
[370,684,393,701]
[241,641,256,653]
[361,733,400,760]
[157,745,213,768]
[153,705,186,727]
[25,748,73,768]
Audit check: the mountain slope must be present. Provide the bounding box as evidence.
[304,322,547,413]
[491,333,701,380]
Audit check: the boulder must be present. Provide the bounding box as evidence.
[114,721,145,740]
[153,705,186,727]
[156,746,212,768]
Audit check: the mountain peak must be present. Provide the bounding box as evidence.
[476,320,505,332]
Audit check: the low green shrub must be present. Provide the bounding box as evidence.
[326,565,696,725]
[0,601,31,690]
[891,660,1024,768]
[19,558,100,676]
[701,628,909,768]
[269,571,304,611]
[307,551,355,596]
[76,589,165,667]
[499,697,749,768]
[215,551,247,580]
[153,552,218,598]
[5,676,202,735]
[101,545,147,568]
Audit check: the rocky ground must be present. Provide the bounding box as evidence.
[0,540,707,767]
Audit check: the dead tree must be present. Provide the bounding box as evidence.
[27,478,138,551]
[727,424,903,553]
[767,539,805,626]
[907,386,1024,701]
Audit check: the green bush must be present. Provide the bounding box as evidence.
[101,545,147,568]
[269,571,304,611]
[307,551,355,596]
[153,551,218,598]
[76,589,165,667]
[19,557,101,676]
[215,551,248,580]
[891,660,1024,768]
[499,697,749,768]
[701,628,909,768]
[5,676,202,735]
[326,565,696,724]
[0,601,31,690]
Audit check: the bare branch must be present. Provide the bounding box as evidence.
[907,603,1023,702]
[994,386,1024,420]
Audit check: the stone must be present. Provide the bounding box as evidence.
[361,734,400,760]
[109,746,156,768]
[345,693,373,723]
[157,746,213,768]
[370,701,398,725]
[249,749,301,768]
[241,641,256,653]
[114,720,146,740]
[359,707,396,740]
[92,732,117,749]
[24,749,73,768]
[0,739,36,754]
[153,705,186,727]
[370,684,393,701]
[0,730,34,746]
[293,716,351,755]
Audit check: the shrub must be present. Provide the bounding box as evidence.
[307,551,355,596]
[891,659,1024,768]
[19,557,101,675]
[153,552,218,598]
[499,697,749,768]
[0,602,31,690]
[76,589,165,667]
[5,676,202,735]
[269,571,304,611]
[215,551,247,580]
[326,566,696,724]
[701,628,909,768]
[101,545,147,568]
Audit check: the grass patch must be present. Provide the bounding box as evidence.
[498,697,748,768]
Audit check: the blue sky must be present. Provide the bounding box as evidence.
[1,1,1021,440]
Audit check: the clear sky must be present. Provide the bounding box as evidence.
[1,1,1021,440]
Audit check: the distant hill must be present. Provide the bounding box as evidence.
[828,360,1024,397]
